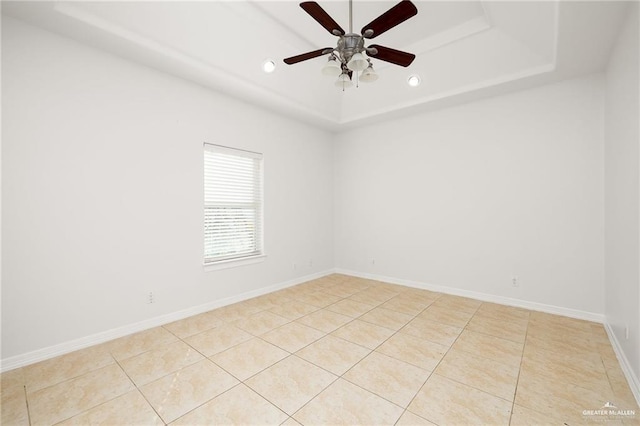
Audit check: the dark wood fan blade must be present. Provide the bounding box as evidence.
[283,48,332,65]
[300,2,345,36]
[361,0,418,39]
[367,44,415,67]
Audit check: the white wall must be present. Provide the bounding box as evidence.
[334,75,605,316]
[604,2,640,381]
[2,7,636,375]
[1,16,334,360]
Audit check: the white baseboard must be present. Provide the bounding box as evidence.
[2,267,619,375]
[0,269,333,373]
[334,268,606,323]
[604,323,640,406]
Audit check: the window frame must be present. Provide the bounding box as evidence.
[203,143,265,270]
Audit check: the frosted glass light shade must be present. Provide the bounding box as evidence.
[360,65,378,82]
[322,57,342,76]
[335,73,353,88]
[347,52,368,71]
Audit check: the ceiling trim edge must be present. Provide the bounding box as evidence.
[52,2,340,130]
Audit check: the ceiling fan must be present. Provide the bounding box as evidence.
[284,0,418,88]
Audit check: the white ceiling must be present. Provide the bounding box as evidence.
[2,1,630,131]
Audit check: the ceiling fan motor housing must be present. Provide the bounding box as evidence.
[336,33,365,63]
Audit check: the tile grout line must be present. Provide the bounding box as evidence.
[399,303,481,425]
[287,368,342,422]
[7,276,620,425]
[129,321,280,423]
[508,311,530,426]
[519,328,620,399]
[242,283,385,421]
[19,354,118,396]
[457,325,527,345]
[167,322,275,423]
[171,282,353,422]
[168,382,251,424]
[324,295,442,425]
[39,352,165,425]
[4,279,396,423]
[288,322,413,424]
[111,353,168,425]
[169,298,310,421]
[23,384,32,426]
[24,353,138,425]
[400,302,537,424]
[240,282,436,423]
[14,281,456,424]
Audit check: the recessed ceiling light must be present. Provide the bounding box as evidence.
[262,60,276,73]
[407,74,421,87]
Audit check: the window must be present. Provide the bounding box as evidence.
[204,144,263,265]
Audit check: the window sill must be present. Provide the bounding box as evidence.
[203,254,266,272]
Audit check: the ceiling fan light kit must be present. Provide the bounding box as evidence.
[347,52,368,71]
[284,0,418,89]
[335,72,354,89]
[322,55,342,76]
[360,63,379,83]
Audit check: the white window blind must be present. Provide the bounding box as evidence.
[204,144,263,264]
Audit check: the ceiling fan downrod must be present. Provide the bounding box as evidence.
[349,0,353,33]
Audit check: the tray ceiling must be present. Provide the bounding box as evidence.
[2,1,630,131]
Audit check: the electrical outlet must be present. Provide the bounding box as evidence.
[511,277,519,287]
[148,292,154,304]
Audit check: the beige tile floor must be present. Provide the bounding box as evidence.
[1,274,638,425]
